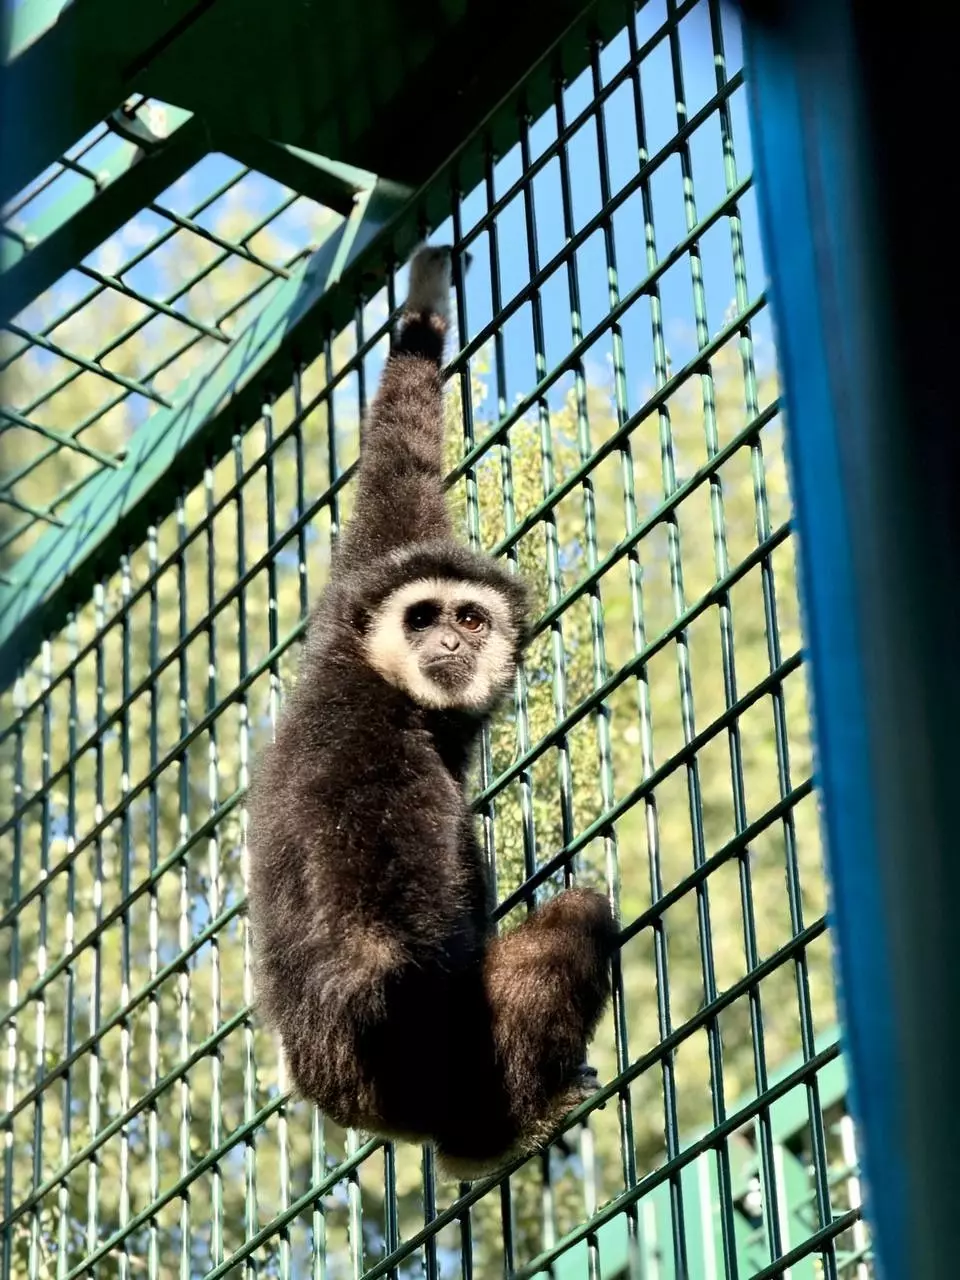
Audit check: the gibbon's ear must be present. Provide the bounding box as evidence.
[514,613,534,657]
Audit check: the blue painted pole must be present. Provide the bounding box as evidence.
[741,3,960,1276]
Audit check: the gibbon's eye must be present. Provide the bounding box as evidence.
[457,607,487,634]
[406,602,440,631]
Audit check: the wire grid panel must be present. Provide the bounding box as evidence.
[0,1,870,1277]
[0,95,340,571]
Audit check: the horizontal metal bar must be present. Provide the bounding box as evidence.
[358,935,832,1280]
[747,1212,861,1280]
[52,917,829,1278]
[478,519,792,812]
[76,261,230,344]
[0,490,65,527]
[0,404,122,469]
[4,318,172,404]
[492,648,804,918]
[146,197,293,279]
[0,790,242,1035]
[512,1036,841,1280]
[451,289,766,493]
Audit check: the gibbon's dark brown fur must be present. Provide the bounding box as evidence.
[247,247,618,1179]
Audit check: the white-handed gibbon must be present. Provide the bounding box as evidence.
[247,245,617,1179]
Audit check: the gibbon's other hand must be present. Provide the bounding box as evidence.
[405,244,454,323]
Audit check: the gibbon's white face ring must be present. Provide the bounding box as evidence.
[364,577,518,711]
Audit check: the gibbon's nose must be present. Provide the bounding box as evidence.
[439,628,461,652]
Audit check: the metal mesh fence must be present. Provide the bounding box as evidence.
[0,1,873,1275]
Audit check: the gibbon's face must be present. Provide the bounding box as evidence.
[363,578,519,712]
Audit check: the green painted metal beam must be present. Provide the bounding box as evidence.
[1,105,203,324]
[213,134,381,219]
[0,0,214,206]
[0,106,385,327]
[2,0,624,224]
[0,176,414,680]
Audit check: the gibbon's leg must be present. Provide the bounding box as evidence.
[333,247,457,572]
[436,888,617,1177]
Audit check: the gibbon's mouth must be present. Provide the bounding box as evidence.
[421,653,473,684]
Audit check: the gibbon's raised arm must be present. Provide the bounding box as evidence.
[333,247,457,573]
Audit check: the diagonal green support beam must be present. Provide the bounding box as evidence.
[1,105,204,325]
[0,175,414,680]
[213,134,382,219]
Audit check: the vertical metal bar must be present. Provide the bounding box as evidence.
[345,304,367,1280]
[553,65,620,1280]
[346,1129,365,1280]
[420,1146,438,1280]
[587,31,641,1237]
[86,584,106,1263]
[146,530,161,1280]
[518,101,574,1261]
[483,149,536,1269]
[324,340,342,555]
[484,144,539,899]
[449,180,508,1271]
[663,2,762,1271]
[451,180,497,909]
[1,673,24,1280]
[56,619,79,1278]
[29,644,50,1280]
[625,6,690,1267]
[382,1143,399,1280]
[292,363,328,1280]
[205,465,224,1273]
[311,1105,328,1280]
[262,399,293,1280]
[293,367,310,624]
[118,556,133,1280]
[176,496,193,1280]
[234,431,259,1279]
[707,2,838,1270]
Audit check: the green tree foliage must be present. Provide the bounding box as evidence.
[0,215,840,1277]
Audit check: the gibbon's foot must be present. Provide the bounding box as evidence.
[568,1063,604,1106]
[548,1067,605,1159]
[406,245,453,323]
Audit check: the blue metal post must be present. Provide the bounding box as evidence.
[741,3,960,1277]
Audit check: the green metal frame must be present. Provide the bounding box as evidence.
[1,0,871,1276]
